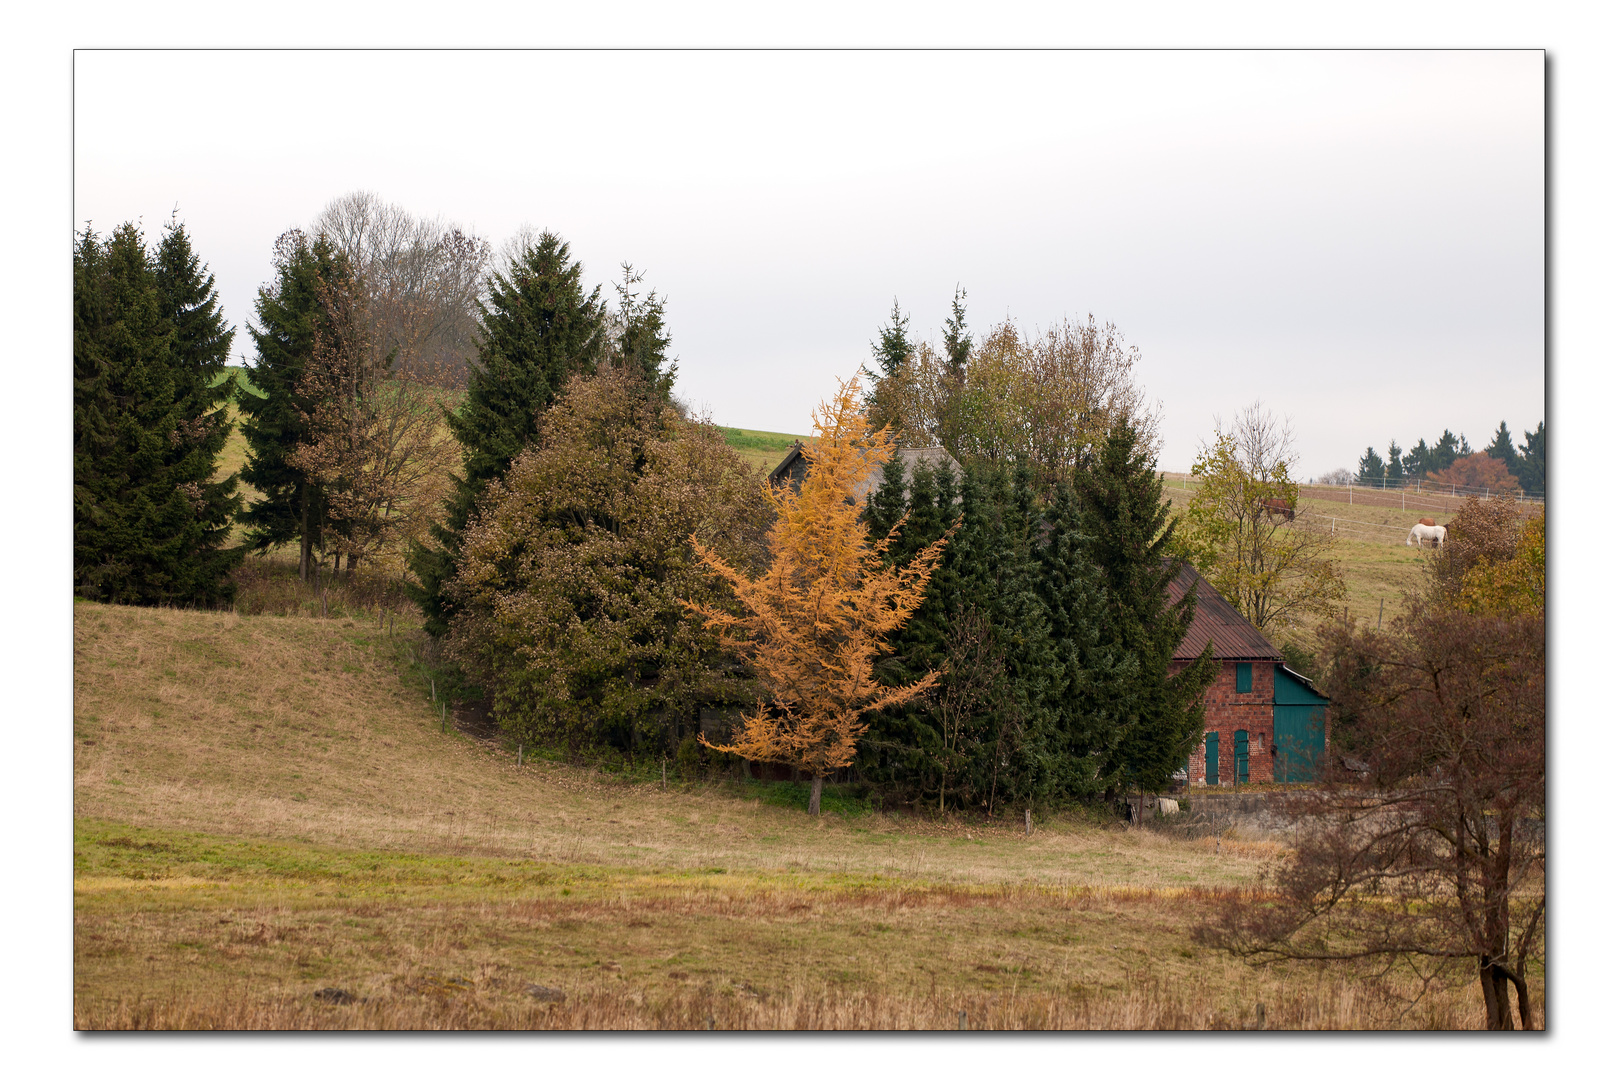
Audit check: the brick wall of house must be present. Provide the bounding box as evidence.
[1174,659,1276,786]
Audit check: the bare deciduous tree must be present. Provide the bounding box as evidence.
[312,191,489,385]
[287,269,458,579]
[1195,603,1545,1030]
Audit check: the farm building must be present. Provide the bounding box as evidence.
[1167,564,1328,785]
[768,441,961,502]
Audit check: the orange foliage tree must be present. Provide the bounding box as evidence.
[688,377,951,814]
[1425,451,1521,496]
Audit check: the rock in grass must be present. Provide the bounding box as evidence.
[313,987,356,1004]
[524,984,566,1003]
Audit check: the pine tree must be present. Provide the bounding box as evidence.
[1430,430,1465,475]
[1403,438,1431,480]
[938,287,972,458]
[942,286,972,376]
[1386,440,1406,485]
[1484,421,1520,474]
[1516,422,1545,495]
[74,221,240,605]
[410,232,607,636]
[238,230,347,579]
[1356,446,1386,486]
[150,216,243,600]
[1075,419,1217,797]
[609,263,676,399]
[1036,480,1134,801]
[859,459,960,801]
[863,300,913,432]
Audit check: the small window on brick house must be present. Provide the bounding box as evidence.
[1235,662,1252,694]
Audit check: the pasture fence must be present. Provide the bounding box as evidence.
[1160,474,1543,518]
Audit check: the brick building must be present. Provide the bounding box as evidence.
[1167,565,1285,786]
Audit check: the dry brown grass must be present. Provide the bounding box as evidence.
[72,601,1529,1029]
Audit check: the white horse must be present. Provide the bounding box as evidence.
[1407,523,1447,548]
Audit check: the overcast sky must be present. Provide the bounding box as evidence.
[74,49,1543,478]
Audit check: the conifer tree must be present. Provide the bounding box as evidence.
[859,459,964,801]
[1484,421,1520,475]
[608,263,676,399]
[238,231,347,579]
[692,378,949,815]
[74,220,241,605]
[1036,479,1135,801]
[1403,438,1431,480]
[1385,440,1405,485]
[978,462,1059,813]
[410,232,607,636]
[1430,429,1465,475]
[1075,419,1217,797]
[1515,422,1545,495]
[863,301,913,433]
[151,216,243,598]
[1356,446,1386,485]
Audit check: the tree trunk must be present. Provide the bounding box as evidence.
[299,489,312,583]
[808,774,823,816]
[1479,958,1516,1030]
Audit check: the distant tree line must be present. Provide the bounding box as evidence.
[1353,421,1544,496]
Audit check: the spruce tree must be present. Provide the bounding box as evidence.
[1386,440,1405,485]
[980,462,1058,812]
[1074,420,1217,797]
[1516,421,1545,495]
[1484,421,1522,475]
[74,221,240,605]
[238,231,346,578]
[410,232,607,636]
[609,263,676,399]
[942,286,972,376]
[151,216,243,599]
[860,460,960,800]
[1356,446,1386,485]
[863,300,913,431]
[1431,429,1464,475]
[938,287,972,458]
[869,300,912,381]
[1403,439,1431,480]
[1036,479,1135,801]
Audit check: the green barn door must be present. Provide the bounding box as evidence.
[1273,706,1325,782]
[1234,730,1249,784]
[1204,732,1219,785]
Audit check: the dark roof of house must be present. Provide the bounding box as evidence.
[768,443,962,503]
[1166,563,1284,662]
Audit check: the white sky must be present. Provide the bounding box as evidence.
[72,49,1544,477]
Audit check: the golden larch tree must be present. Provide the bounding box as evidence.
[689,376,950,815]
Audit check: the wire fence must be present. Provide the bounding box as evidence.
[1160,474,1544,517]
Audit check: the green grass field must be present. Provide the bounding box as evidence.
[72,600,1519,1028]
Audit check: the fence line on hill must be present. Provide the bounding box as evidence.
[1160,474,1544,516]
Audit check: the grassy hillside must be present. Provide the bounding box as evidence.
[71,601,1510,1028]
[717,426,804,473]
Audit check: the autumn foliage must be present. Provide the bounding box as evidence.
[689,377,950,813]
[1424,450,1521,495]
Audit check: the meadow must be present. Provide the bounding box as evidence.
[72,599,1525,1029]
[90,376,1540,1027]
